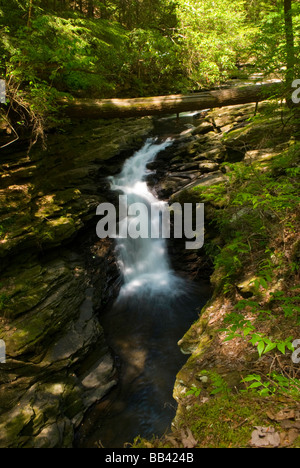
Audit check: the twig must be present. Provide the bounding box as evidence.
[0,135,19,149]
[0,113,20,149]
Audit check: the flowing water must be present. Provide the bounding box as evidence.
[77,121,211,448]
[110,138,182,299]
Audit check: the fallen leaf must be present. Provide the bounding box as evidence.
[280,420,300,430]
[144,442,154,448]
[275,409,295,421]
[280,429,299,447]
[266,410,276,421]
[250,426,280,447]
[267,408,295,421]
[164,435,180,447]
[181,428,198,448]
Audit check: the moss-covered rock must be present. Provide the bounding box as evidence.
[0,117,153,259]
[0,117,152,447]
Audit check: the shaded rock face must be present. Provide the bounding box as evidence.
[146,111,234,283]
[146,101,292,284]
[0,117,153,447]
[148,103,259,201]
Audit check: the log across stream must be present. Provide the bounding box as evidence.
[60,82,280,120]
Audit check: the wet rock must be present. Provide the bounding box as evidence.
[81,354,117,408]
[0,117,153,260]
[209,104,255,131]
[0,117,151,447]
[172,161,201,172]
[236,276,258,298]
[0,364,117,448]
[198,161,220,172]
[43,287,103,366]
[192,121,214,135]
[196,146,227,162]
[169,171,228,202]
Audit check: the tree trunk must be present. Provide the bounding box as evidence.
[283,0,295,104]
[87,0,94,17]
[284,0,295,81]
[59,82,281,120]
[27,0,33,27]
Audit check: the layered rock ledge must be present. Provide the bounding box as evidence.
[0,117,153,447]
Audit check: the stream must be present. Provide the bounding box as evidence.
[76,116,211,448]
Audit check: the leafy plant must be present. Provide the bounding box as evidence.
[242,372,300,397]
[206,371,230,396]
[270,291,300,322]
[222,298,296,358]
[248,334,294,358]
[186,371,230,398]
[186,385,202,397]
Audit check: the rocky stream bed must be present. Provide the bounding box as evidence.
[0,100,298,448]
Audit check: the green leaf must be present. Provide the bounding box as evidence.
[243,327,253,337]
[224,333,236,342]
[249,333,261,346]
[259,277,268,289]
[260,388,271,396]
[257,341,265,357]
[264,342,277,353]
[277,342,286,354]
[249,381,263,389]
[287,341,295,352]
[242,374,261,383]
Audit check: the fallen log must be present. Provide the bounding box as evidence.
[59,82,281,120]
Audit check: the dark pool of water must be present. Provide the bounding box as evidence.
[76,280,211,448]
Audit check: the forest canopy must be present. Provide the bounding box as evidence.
[0,0,299,131]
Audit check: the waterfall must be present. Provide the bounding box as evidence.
[109,138,185,299]
[77,130,211,448]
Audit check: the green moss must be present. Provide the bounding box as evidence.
[9,312,52,353]
[0,291,10,312]
[188,398,256,447]
[0,262,70,319]
[132,394,299,448]
[63,386,85,419]
[0,406,34,447]
[184,394,300,448]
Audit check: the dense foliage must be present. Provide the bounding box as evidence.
[0,1,299,136]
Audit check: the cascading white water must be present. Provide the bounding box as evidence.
[110,138,184,298]
[78,122,211,448]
